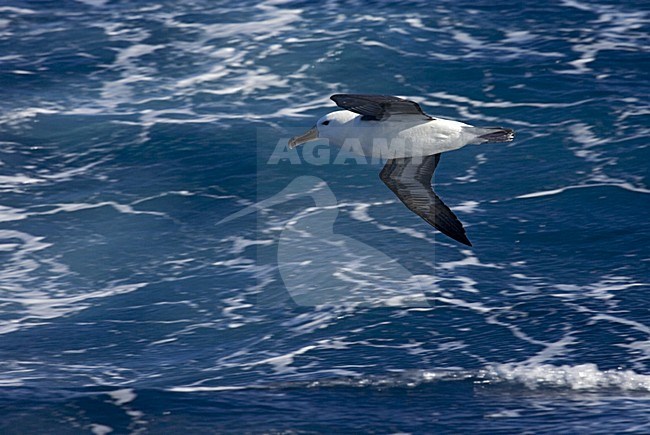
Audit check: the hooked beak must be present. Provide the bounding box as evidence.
[288,126,319,149]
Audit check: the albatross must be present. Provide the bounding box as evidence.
[288,94,515,246]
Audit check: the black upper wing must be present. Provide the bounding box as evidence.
[331,94,433,121]
[379,154,472,246]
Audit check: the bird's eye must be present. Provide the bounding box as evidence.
[322,120,330,125]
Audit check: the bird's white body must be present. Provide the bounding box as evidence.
[286,94,515,246]
[317,110,486,159]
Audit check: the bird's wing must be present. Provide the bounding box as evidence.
[331,94,433,121]
[379,154,472,246]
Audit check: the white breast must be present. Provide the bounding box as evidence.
[328,116,478,159]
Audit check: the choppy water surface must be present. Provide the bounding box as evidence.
[1,0,649,433]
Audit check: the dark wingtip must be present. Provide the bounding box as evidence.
[455,233,472,247]
[438,228,472,246]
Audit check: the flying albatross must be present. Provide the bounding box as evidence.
[288,94,515,246]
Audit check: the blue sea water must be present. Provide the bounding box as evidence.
[1,0,649,433]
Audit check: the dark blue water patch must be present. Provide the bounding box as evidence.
[1,384,650,434]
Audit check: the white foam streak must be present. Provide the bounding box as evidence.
[516,182,650,199]
[169,385,248,392]
[90,424,113,435]
[486,363,650,391]
[429,92,593,109]
[251,345,318,374]
[558,0,648,74]
[438,250,502,271]
[592,314,650,361]
[0,282,147,334]
[168,363,650,393]
[0,201,170,223]
[2,108,59,127]
[0,7,35,14]
[454,200,480,214]
[108,388,136,406]
[76,0,108,6]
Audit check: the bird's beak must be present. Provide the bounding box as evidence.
[288,126,319,149]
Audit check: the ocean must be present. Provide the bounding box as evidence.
[1,0,649,433]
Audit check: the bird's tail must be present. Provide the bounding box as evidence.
[469,127,515,143]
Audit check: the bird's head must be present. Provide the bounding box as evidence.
[288,111,356,149]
